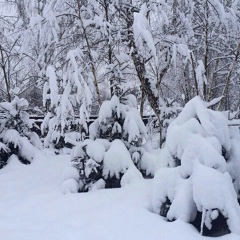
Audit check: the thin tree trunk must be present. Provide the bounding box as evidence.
[77,2,102,106]
[217,41,240,110]
[103,0,114,97]
[0,46,11,102]
[208,59,219,104]
[140,88,145,117]
[116,3,164,146]
[190,52,199,96]
[203,0,209,100]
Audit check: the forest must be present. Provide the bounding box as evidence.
[0,1,240,239]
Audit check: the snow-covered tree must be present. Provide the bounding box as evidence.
[0,97,42,168]
[71,94,148,191]
[72,137,144,192]
[41,62,91,150]
[189,0,240,109]
[90,94,147,153]
[152,96,240,236]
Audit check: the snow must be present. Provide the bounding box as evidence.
[85,139,106,163]
[98,95,121,124]
[46,66,58,108]
[71,139,106,164]
[0,142,9,152]
[89,119,99,140]
[133,3,157,61]
[5,154,22,169]
[103,139,135,179]
[123,108,147,144]
[192,163,240,234]
[139,151,157,176]
[28,132,43,150]
[152,96,240,235]
[18,137,41,163]
[1,129,20,148]
[90,178,106,191]
[120,166,143,187]
[195,60,207,97]
[61,179,79,194]
[0,153,239,240]
[162,96,231,168]
[152,167,196,222]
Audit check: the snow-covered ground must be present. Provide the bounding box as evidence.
[0,153,239,240]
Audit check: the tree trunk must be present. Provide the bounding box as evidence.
[217,41,240,110]
[77,2,102,106]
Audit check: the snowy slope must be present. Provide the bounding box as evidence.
[0,153,239,240]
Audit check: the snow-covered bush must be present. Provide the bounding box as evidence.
[71,139,106,192]
[152,96,240,236]
[71,138,143,192]
[89,94,152,177]
[0,97,42,168]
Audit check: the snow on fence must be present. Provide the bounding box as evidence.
[29,115,155,136]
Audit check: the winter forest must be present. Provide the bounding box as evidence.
[1,0,240,239]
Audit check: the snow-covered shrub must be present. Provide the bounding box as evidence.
[89,94,151,177]
[152,96,240,236]
[0,97,42,168]
[71,138,143,192]
[71,139,106,192]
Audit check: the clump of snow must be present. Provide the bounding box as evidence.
[19,137,41,163]
[61,179,79,194]
[62,166,79,182]
[85,139,105,163]
[6,154,23,169]
[89,178,106,191]
[28,132,43,150]
[133,3,157,61]
[123,108,146,144]
[120,166,143,187]
[1,129,20,148]
[85,159,100,178]
[103,139,134,179]
[138,151,157,177]
[46,66,58,108]
[152,167,196,222]
[72,139,105,164]
[95,139,111,151]
[195,60,207,98]
[192,163,240,234]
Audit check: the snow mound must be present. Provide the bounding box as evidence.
[61,179,79,194]
[153,96,240,236]
[121,166,143,187]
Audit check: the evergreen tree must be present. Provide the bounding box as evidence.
[152,96,240,236]
[0,96,42,168]
[72,93,146,191]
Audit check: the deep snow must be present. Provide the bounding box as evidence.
[0,152,239,240]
